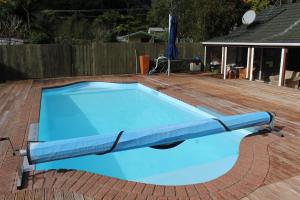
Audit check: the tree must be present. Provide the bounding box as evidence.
[0,0,38,27]
[243,0,271,11]
[147,0,248,42]
[0,15,28,38]
[93,10,146,36]
[195,0,248,41]
[17,0,39,28]
[0,0,29,38]
[0,0,14,17]
[1,0,262,43]
[147,0,169,27]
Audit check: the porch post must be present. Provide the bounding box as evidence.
[203,46,206,66]
[167,59,171,76]
[223,46,228,80]
[279,48,287,87]
[221,47,224,74]
[259,48,263,81]
[249,47,255,81]
[204,45,207,71]
[246,47,251,79]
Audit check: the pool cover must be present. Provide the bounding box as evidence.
[25,111,272,164]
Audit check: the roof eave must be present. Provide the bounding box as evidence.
[202,41,300,47]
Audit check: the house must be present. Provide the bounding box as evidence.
[0,38,24,45]
[116,31,164,43]
[148,27,167,35]
[202,1,300,89]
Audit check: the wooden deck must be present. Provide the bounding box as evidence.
[0,74,300,199]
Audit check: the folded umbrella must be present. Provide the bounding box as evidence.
[165,14,178,76]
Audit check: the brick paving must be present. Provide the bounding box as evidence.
[1,74,300,199]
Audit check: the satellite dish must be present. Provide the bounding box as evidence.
[242,10,256,25]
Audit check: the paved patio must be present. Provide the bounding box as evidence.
[0,74,300,199]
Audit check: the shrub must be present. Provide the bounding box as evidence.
[28,31,50,44]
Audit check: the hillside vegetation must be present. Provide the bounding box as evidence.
[0,0,274,44]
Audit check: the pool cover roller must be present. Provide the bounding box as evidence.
[23,112,274,164]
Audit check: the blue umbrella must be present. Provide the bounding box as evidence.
[165,15,178,59]
[165,15,178,75]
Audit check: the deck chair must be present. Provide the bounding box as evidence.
[149,56,169,75]
[285,70,300,89]
[149,56,202,75]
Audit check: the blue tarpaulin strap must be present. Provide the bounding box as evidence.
[96,131,124,155]
[27,112,273,164]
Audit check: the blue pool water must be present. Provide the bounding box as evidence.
[37,82,251,185]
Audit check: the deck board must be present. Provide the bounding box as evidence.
[244,175,300,200]
[0,74,300,199]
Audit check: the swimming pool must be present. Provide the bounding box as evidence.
[36,82,252,185]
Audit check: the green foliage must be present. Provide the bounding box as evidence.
[101,31,117,42]
[0,0,15,18]
[1,0,150,43]
[37,0,151,10]
[0,13,28,38]
[197,0,248,41]
[55,15,93,42]
[147,0,169,27]
[7,0,39,26]
[147,0,249,42]
[92,10,146,41]
[0,0,274,44]
[244,0,271,11]
[28,30,50,43]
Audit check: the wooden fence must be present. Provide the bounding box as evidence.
[0,43,203,80]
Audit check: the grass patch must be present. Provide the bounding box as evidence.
[0,82,6,87]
